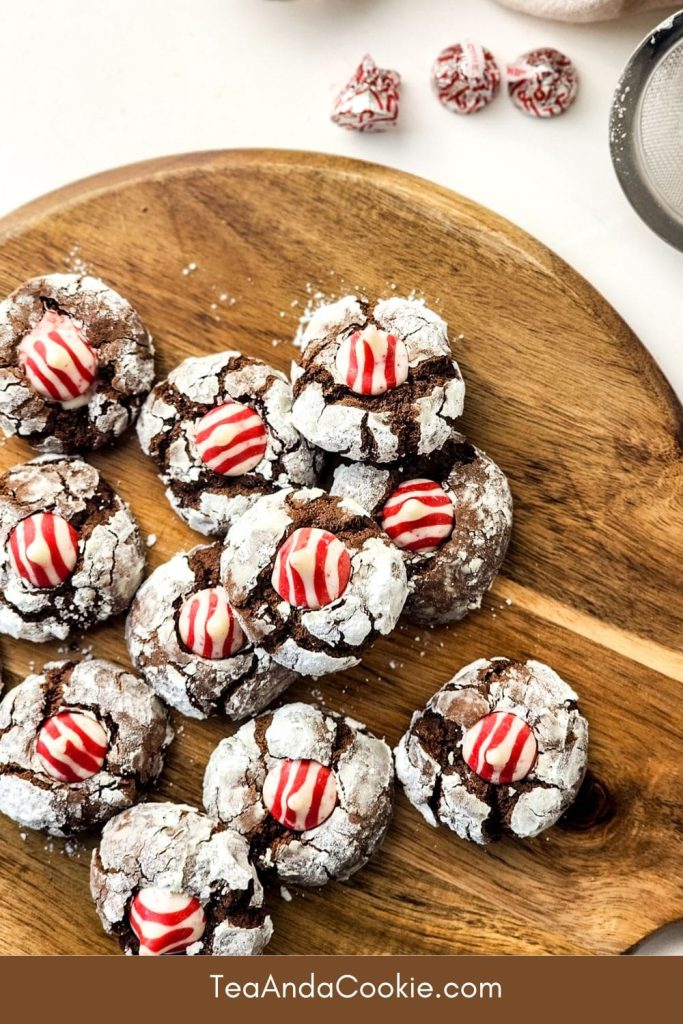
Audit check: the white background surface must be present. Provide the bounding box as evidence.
[0,0,680,956]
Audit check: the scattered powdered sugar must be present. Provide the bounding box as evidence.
[62,244,90,275]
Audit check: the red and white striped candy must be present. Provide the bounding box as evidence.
[432,40,501,115]
[331,54,401,133]
[272,527,351,610]
[130,888,206,956]
[462,711,538,785]
[335,325,409,396]
[36,711,108,783]
[8,512,79,588]
[381,479,455,554]
[178,586,247,660]
[195,400,267,476]
[18,310,98,407]
[262,758,338,831]
[507,48,578,119]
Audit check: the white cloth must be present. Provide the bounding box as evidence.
[494,0,673,21]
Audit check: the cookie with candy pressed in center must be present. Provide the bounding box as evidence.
[0,659,173,836]
[203,702,394,887]
[91,802,272,955]
[291,296,465,463]
[0,274,155,452]
[126,542,297,720]
[221,487,408,677]
[136,351,320,536]
[329,435,512,625]
[0,455,145,642]
[395,658,588,845]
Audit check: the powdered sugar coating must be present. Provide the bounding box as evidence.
[331,436,512,624]
[0,456,145,642]
[203,703,394,886]
[126,543,297,720]
[221,488,408,677]
[0,274,154,452]
[0,659,173,836]
[136,352,319,536]
[90,802,272,956]
[394,657,588,844]
[292,296,465,463]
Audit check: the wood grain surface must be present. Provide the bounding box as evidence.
[0,150,680,956]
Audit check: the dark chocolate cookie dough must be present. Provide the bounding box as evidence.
[291,296,465,463]
[0,274,154,452]
[136,351,320,536]
[0,659,173,836]
[221,487,408,677]
[395,657,588,844]
[203,702,394,887]
[330,435,512,625]
[0,455,145,642]
[91,802,273,955]
[126,542,297,720]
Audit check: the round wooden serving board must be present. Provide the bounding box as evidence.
[0,150,680,956]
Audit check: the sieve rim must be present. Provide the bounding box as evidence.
[609,9,683,252]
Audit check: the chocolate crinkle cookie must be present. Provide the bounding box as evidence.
[291,295,465,463]
[136,351,320,536]
[222,487,408,677]
[395,657,588,845]
[90,802,273,956]
[0,659,173,836]
[126,542,297,720]
[203,702,394,887]
[0,455,145,642]
[0,274,154,452]
[330,435,512,625]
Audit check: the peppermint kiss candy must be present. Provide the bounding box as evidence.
[336,325,409,396]
[178,586,247,660]
[130,887,206,956]
[36,711,109,783]
[272,527,351,609]
[507,48,578,119]
[195,400,267,476]
[8,512,79,588]
[263,758,338,831]
[18,310,98,407]
[462,711,538,785]
[331,53,401,132]
[432,40,501,115]
[381,479,455,554]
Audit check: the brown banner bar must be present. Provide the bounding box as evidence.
[0,954,676,1024]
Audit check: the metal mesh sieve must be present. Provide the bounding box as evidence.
[610,10,683,250]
